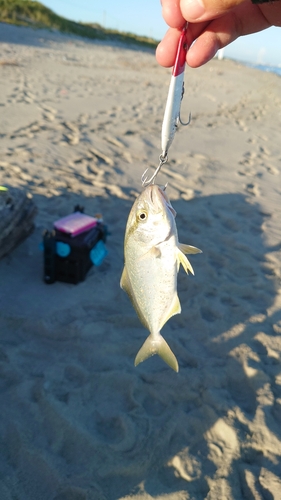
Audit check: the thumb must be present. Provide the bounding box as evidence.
[181,0,246,21]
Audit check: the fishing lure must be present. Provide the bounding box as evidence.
[142,25,190,186]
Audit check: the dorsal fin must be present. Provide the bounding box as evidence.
[120,266,149,329]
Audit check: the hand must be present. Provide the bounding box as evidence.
[156,0,281,68]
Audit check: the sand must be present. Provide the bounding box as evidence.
[0,22,281,500]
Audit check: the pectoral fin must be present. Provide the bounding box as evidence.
[177,248,195,275]
[145,246,161,258]
[137,246,161,262]
[135,334,179,372]
[179,243,202,255]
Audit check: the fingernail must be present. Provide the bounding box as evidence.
[185,0,205,20]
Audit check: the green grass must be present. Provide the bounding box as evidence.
[0,0,158,49]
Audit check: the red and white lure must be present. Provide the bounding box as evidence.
[142,25,190,186]
[161,25,190,158]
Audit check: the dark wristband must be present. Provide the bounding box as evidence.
[252,0,276,3]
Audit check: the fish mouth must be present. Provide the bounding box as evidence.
[145,185,176,217]
[157,186,177,217]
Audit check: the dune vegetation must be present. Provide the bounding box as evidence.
[0,0,158,49]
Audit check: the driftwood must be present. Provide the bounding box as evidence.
[0,187,37,259]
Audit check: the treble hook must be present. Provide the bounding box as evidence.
[141,153,168,187]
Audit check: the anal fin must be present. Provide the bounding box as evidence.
[159,292,181,331]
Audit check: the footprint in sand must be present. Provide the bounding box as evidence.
[266,165,279,175]
[61,121,80,145]
[238,168,254,177]
[245,182,260,197]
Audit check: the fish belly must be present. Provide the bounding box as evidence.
[129,243,178,334]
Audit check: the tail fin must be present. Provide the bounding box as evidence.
[134,334,179,372]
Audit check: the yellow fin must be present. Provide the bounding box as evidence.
[134,334,179,372]
[159,292,181,331]
[120,266,130,293]
[179,243,202,255]
[120,266,149,329]
[177,248,194,275]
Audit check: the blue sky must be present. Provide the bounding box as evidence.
[41,0,281,67]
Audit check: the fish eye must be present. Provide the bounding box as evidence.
[137,211,147,221]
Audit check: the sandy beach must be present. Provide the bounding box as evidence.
[0,22,281,500]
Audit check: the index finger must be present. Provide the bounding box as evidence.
[156,23,209,67]
[161,0,186,27]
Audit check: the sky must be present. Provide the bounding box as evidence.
[41,0,281,67]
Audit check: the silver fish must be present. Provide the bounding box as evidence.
[120,184,201,372]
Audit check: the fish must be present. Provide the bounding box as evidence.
[120,184,201,372]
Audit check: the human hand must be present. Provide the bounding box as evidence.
[156,0,281,68]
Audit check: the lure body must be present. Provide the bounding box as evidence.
[161,26,188,157]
